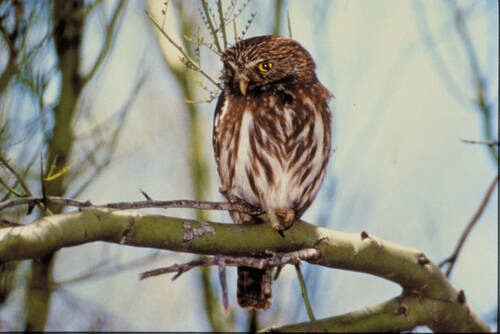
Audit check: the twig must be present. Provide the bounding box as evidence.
[82,0,126,88]
[217,0,227,49]
[51,251,163,288]
[294,264,315,321]
[139,188,152,201]
[439,174,498,277]
[449,0,498,162]
[0,152,32,197]
[287,10,292,38]
[200,0,222,53]
[139,248,321,281]
[217,255,229,313]
[146,11,222,90]
[0,177,24,197]
[0,195,264,215]
[461,139,499,147]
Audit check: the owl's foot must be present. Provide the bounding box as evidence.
[220,188,262,215]
[268,208,296,238]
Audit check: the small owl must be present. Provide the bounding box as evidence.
[212,35,333,310]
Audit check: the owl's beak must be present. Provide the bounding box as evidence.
[239,79,248,96]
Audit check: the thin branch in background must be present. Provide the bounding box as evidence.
[161,0,169,29]
[233,18,238,43]
[217,0,228,49]
[52,251,163,288]
[82,0,126,88]
[238,12,256,40]
[439,174,498,277]
[287,10,292,38]
[294,264,315,321]
[461,139,499,147]
[0,152,33,197]
[146,11,222,90]
[0,176,25,198]
[448,0,498,162]
[70,70,147,198]
[0,148,38,202]
[200,0,222,53]
[411,1,468,102]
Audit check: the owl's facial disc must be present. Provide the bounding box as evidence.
[220,35,317,96]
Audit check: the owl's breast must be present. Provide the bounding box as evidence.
[214,87,331,215]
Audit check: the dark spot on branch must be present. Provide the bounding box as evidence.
[120,217,136,244]
[395,302,409,317]
[458,290,466,304]
[418,254,430,265]
[361,231,369,240]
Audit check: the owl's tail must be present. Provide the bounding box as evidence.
[237,266,272,310]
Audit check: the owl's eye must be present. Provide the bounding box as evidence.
[258,62,273,72]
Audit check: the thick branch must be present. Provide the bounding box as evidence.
[261,294,485,333]
[0,209,490,332]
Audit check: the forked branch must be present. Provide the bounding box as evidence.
[0,209,490,332]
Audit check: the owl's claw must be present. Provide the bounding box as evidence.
[268,208,296,238]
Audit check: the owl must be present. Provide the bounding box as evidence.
[212,35,333,310]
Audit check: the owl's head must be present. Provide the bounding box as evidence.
[220,35,317,96]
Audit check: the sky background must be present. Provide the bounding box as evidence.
[2,0,497,331]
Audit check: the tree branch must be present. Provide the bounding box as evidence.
[261,293,484,332]
[146,11,223,90]
[0,196,263,215]
[439,173,498,277]
[0,152,33,197]
[139,248,320,280]
[0,209,490,332]
[200,0,222,53]
[82,0,126,88]
[461,139,499,147]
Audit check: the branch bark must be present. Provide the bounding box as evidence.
[0,209,490,332]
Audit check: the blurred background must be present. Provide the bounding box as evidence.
[0,0,497,331]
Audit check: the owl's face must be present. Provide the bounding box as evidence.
[220,35,317,96]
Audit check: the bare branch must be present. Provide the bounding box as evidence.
[52,251,163,288]
[217,0,227,49]
[200,0,222,53]
[294,263,315,321]
[146,11,222,90]
[82,0,126,87]
[139,248,320,280]
[0,152,32,197]
[439,174,498,277]
[0,195,263,215]
[461,139,499,147]
[287,10,292,38]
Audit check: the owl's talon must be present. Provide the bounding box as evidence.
[280,222,294,232]
[277,230,285,238]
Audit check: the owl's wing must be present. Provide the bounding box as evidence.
[212,91,226,175]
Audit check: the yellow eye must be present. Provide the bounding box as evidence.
[258,62,273,72]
